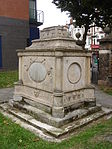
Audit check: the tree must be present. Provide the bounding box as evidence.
[94,1,112,29]
[52,0,112,49]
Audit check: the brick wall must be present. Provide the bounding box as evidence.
[99,53,109,81]
[0,0,29,20]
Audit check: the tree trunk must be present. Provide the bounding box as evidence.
[82,24,89,50]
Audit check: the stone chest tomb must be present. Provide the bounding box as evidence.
[14,26,95,119]
[1,26,108,140]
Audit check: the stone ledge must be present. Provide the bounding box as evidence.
[0,102,112,140]
[0,108,60,142]
[11,101,102,127]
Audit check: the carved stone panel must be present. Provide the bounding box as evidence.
[28,62,47,83]
[63,57,85,91]
[67,63,81,84]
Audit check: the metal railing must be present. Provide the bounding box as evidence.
[29,8,44,24]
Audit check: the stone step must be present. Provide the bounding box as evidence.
[8,109,64,137]
[64,100,96,114]
[24,98,96,115]
[0,103,64,137]
[8,108,108,138]
[62,111,106,135]
[0,102,110,138]
[0,104,60,142]
[24,98,52,114]
[12,102,102,127]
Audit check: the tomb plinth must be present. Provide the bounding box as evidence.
[14,26,95,120]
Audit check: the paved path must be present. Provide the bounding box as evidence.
[95,86,112,109]
[0,87,112,108]
[0,88,14,103]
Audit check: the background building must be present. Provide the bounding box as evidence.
[85,25,105,51]
[68,20,105,51]
[68,19,106,84]
[0,0,44,70]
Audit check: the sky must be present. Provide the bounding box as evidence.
[37,0,69,30]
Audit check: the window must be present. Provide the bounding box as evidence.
[29,0,36,20]
[29,0,36,9]
[88,38,91,45]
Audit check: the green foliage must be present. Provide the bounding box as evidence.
[99,85,112,96]
[52,0,112,28]
[52,0,112,45]
[0,112,112,149]
[0,71,18,88]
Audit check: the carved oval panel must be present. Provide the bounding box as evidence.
[29,62,47,83]
[67,63,81,84]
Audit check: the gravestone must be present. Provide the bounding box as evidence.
[14,26,95,119]
[1,26,109,141]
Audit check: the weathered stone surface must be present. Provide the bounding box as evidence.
[40,26,70,39]
[98,34,112,85]
[98,53,109,81]
[67,62,81,84]
[24,98,51,114]
[10,101,102,128]
[14,26,94,119]
[0,102,111,140]
[29,62,47,83]
[25,26,82,51]
[0,106,60,142]
[4,26,104,141]
[13,95,23,102]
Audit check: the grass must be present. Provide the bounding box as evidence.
[0,71,18,88]
[0,112,112,149]
[99,85,112,95]
[0,71,112,148]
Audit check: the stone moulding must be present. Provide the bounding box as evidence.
[25,38,82,51]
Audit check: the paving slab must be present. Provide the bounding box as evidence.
[95,86,112,109]
[0,88,14,103]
